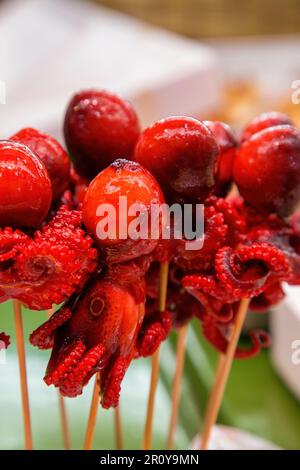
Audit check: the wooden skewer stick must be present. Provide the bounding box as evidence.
[114,406,123,450]
[47,309,71,450]
[58,393,71,450]
[158,262,169,313]
[142,348,160,450]
[13,300,33,450]
[83,374,100,450]
[143,261,169,450]
[200,297,250,450]
[166,324,188,449]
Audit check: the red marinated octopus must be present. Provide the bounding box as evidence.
[2,90,299,410]
[29,153,171,408]
[30,274,171,408]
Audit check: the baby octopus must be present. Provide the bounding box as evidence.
[30,273,171,409]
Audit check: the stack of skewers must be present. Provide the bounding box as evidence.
[1,90,300,450]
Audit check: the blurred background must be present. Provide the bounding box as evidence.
[97,0,300,38]
[0,0,300,450]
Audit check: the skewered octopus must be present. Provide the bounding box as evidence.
[181,242,291,357]
[3,92,300,413]
[30,149,170,408]
[30,272,171,408]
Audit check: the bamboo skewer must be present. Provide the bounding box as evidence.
[166,324,188,449]
[143,261,169,450]
[114,406,123,450]
[58,393,71,450]
[83,374,100,450]
[200,297,250,450]
[47,309,71,450]
[83,312,129,452]
[158,262,169,313]
[142,348,161,450]
[13,300,33,450]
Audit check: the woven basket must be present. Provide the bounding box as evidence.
[95,0,300,38]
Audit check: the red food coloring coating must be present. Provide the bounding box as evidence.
[64,89,140,179]
[10,128,71,200]
[204,120,237,196]
[134,116,218,204]
[233,125,300,217]
[83,159,165,263]
[240,112,292,143]
[0,141,52,228]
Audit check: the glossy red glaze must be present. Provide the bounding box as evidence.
[83,159,165,262]
[0,141,52,228]
[134,117,218,203]
[240,112,292,143]
[64,89,140,179]
[233,125,300,217]
[10,128,71,200]
[204,120,237,195]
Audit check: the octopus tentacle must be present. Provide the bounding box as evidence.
[236,330,271,359]
[174,205,227,271]
[101,356,131,409]
[0,227,30,263]
[30,307,72,349]
[202,314,270,358]
[59,344,105,397]
[215,243,291,298]
[250,281,285,312]
[182,274,235,303]
[206,196,247,246]
[6,209,97,309]
[44,340,86,386]
[136,310,172,357]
